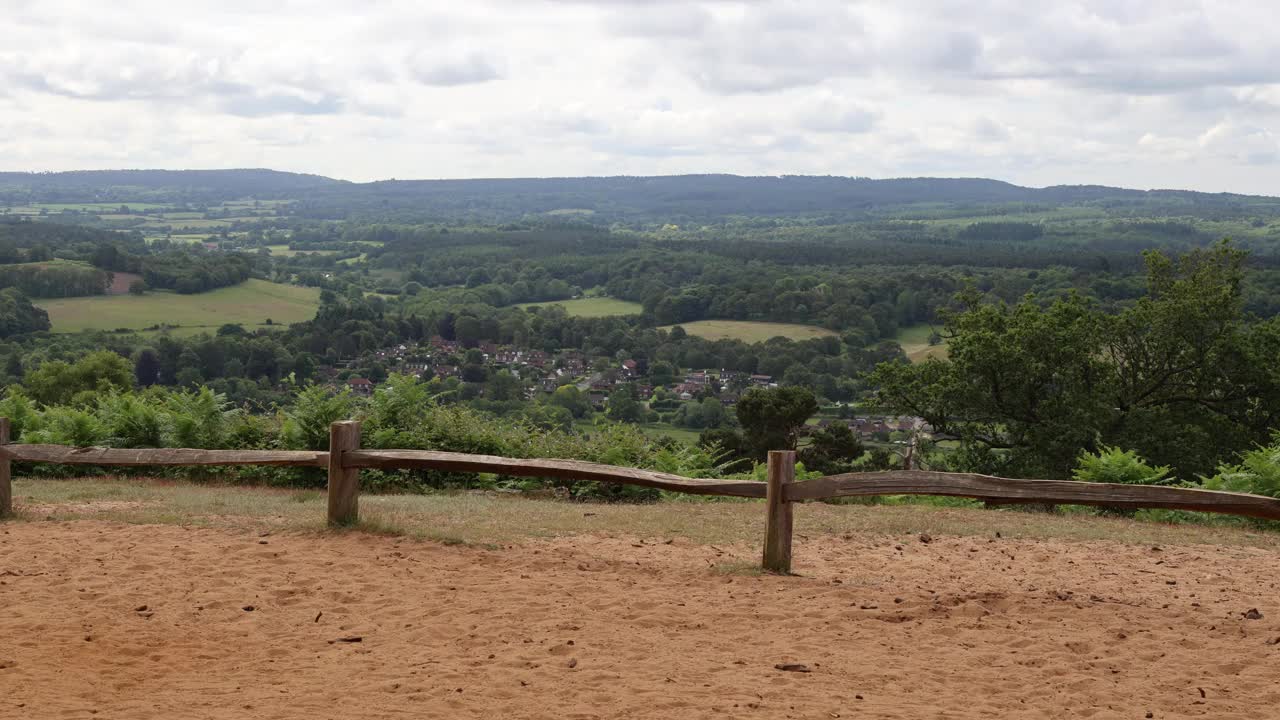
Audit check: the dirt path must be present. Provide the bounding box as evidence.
[2,521,1278,719]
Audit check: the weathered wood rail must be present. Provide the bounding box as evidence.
[3,417,1280,573]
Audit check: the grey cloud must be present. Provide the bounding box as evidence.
[601,3,711,37]
[217,91,344,118]
[409,54,502,86]
[971,117,1011,143]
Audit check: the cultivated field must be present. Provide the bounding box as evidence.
[34,278,320,333]
[662,320,838,343]
[264,244,340,257]
[895,323,949,362]
[4,478,1280,719]
[522,297,643,317]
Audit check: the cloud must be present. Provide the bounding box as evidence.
[408,52,503,86]
[971,117,1012,143]
[1199,121,1280,165]
[1,0,1279,194]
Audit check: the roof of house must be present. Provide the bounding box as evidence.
[347,378,373,386]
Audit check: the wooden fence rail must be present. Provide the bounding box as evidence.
[3,418,1280,573]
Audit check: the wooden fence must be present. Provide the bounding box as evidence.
[4,417,1280,573]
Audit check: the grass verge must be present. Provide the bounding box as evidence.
[8,476,1280,550]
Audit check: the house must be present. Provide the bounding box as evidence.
[347,377,374,396]
[749,374,773,386]
[621,359,638,378]
[685,371,708,386]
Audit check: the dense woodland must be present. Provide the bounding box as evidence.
[3,171,1280,511]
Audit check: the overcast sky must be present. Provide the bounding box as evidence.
[2,0,1278,193]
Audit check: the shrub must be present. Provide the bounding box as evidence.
[1072,445,1175,486]
[1203,436,1280,498]
[1073,445,1180,516]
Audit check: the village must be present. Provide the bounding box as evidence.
[331,336,927,442]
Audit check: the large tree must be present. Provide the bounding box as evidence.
[24,350,134,406]
[872,241,1280,480]
[735,386,819,459]
[0,288,51,337]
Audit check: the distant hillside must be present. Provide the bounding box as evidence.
[2,169,1278,223]
[0,169,345,204]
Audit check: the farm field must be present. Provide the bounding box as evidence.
[5,480,1280,719]
[265,244,340,257]
[895,323,949,362]
[34,278,320,333]
[522,297,643,317]
[661,320,837,343]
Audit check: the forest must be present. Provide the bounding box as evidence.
[2,171,1280,514]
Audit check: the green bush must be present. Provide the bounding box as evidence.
[1203,435,1280,498]
[1073,445,1181,516]
[1072,445,1176,486]
[0,373,735,501]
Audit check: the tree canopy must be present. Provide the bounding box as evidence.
[872,241,1280,479]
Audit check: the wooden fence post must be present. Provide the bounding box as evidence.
[327,420,362,526]
[762,449,796,573]
[0,418,10,518]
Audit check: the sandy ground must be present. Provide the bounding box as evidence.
[3,522,1280,719]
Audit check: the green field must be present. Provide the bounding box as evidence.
[265,244,339,257]
[660,320,838,343]
[896,323,949,362]
[35,279,320,334]
[522,297,643,317]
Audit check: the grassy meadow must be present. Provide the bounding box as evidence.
[661,320,838,343]
[895,323,949,363]
[522,297,643,317]
[264,244,340,257]
[34,278,320,333]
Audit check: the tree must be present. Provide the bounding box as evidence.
[486,370,523,402]
[134,349,161,387]
[735,386,818,459]
[607,385,643,423]
[455,315,482,347]
[0,288,51,337]
[24,351,133,406]
[798,423,865,475]
[4,354,23,380]
[873,241,1280,480]
[129,279,148,295]
[547,385,592,418]
[649,361,677,386]
[460,363,487,383]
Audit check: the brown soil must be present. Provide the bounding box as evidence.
[2,521,1279,719]
[106,271,144,295]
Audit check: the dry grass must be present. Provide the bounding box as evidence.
[8,476,1280,551]
[658,320,838,343]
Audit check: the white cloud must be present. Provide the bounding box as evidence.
[0,0,1278,193]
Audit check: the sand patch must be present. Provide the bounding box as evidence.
[1,521,1278,719]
